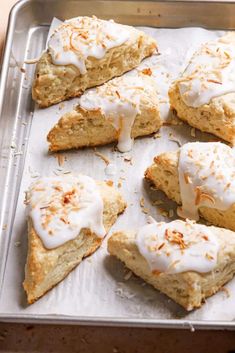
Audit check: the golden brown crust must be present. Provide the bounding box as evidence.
[145,150,235,231]
[108,227,235,310]
[23,182,126,304]
[32,27,157,108]
[169,84,235,145]
[47,75,161,152]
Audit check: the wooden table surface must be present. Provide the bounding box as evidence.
[0,1,235,352]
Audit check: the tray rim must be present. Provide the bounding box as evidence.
[1,0,235,328]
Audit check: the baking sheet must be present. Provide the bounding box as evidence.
[1,21,234,323]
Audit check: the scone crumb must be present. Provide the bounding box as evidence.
[24,57,39,64]
[220,286,230,298]
[163,118,183,126]
[140,197,145,208]
[158,207,168,217]
[59,103,65,110]
[124,270,132,281]
[152,199,163,206]
[154,132,161,139]
[139,197,149,214]
[191,127,196,137]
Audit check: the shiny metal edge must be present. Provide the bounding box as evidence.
[1,0,235,328]
[0,314,235,330]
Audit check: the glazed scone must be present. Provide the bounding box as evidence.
[32,16,157,107]
[47,73,162,152]
[23,175,126,304]
[169,33,235,144]
[145,142,235,231]
[108,219,235,311]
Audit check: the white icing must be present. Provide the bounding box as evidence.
[105,163,117,176]
[27,175,105,249]
[48,16,130,74]
[136,220,219,274]
[177,33,235,107]
[178,142,235,220]
[79,76,149,152]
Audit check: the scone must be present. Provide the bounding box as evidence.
[23,174,126,304]
[169,33,235,144]
[32,16,157,108]
[145,142,235,231]
[108,219,235,311]
[47,73,162,152]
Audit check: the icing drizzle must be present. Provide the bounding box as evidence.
[79,75,152,152]
[178,142,235,220]
[177,33,235,107]
[136,220,219,274]
[48,16,130,74]
[27,175,105,249]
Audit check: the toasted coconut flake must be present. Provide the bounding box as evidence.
[2,224,7,230]
[158,207,168,217]
[106,180,114,187]
[141,68,152,76]
[194,187,202,206]
[115,90,121,99]
[207,79,222,85]
[142,207,149,214]
[152,269,161,276]
[184,173,192,184]
[200,192,215,205]
[94,149,110,165]
[57,154,65,167]
[165,228,186,249]
[168,132,182,147]
[205,253,214,260]
[140,197,145,208]
[24,57,40,64]
[158,242,165,250]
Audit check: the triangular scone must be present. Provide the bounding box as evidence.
[145,142,235,231]
[32,16,157,107]
[108,219,235,311]
[23,175,126,304]
[169,33,235,144]
[47,73,162,153]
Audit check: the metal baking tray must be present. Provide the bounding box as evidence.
[1,0,235,329]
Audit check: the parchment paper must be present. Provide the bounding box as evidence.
[1,22,234,323]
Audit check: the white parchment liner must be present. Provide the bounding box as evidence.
[1,20,234,322]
